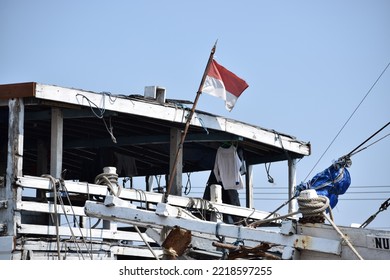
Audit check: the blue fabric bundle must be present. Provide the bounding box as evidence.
[296,158,351,209]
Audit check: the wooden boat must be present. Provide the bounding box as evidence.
[0,82,388,260]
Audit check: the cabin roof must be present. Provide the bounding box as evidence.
[0,82,310,180]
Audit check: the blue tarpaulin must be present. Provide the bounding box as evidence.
[295,158,352,209]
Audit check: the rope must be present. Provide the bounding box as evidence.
[248,194,363,260]
[75,92,117,143]
[42,174,61,260]
[87,182,94,259]
[323,214,363,260]
[243,207,256,226]
[162,247,178,259]
[95,169,157,258]
[43,175,94,260]
[215,222,228,259]
[297,196,329,216]
[94,172,122,197]
[134,189,148,209]
[95,169,159,259]
[265,163,274,184]
[186,197,219,221]
[55,182,85,260]
[134,225,160,260]
[184,172,192,195]
[59,180,94,259]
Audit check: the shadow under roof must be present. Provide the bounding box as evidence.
[0,82,310,180]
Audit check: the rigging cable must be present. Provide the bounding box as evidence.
[304,61,390,181]
[348,128,390,157]
[359,198,390,228]
[262,121,389,220]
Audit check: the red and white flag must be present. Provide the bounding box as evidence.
[202,59,248,111]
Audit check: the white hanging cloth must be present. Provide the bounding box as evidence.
[213,145,244,190]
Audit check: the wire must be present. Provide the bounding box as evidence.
[184,172,192,195]
[304,61,390,181]
[76,92,117,143]
[350,132,390,157]
[265,163,274,184]
[44,175,61,260]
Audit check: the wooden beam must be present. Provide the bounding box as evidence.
[288,159,297,214]
[15,240,162,259]
[0,82,36,99]
[17,175,275,221]
[245,164,254,208]
[50,108,63,178]
[60,132,241,149]
[84,201,342,255]
[2,98,24,238]
[18,223,154,242]
[169,127,182,196]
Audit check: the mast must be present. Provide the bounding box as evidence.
[164,42,217,202]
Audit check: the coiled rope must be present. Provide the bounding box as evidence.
[94,171,122,197]
[249,194,363,260]
[297,196,330,217]
[95,168,159,259]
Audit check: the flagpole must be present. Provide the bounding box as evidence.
[163,41,217,203]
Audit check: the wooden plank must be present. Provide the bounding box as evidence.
[18,224,155,242]
[11,251,114,260]
[16,239,161,255]
[0,236,14,260]
[0,82,36,99]
[2,98,24,237]
[84,201,342,255]
[17,175,276,221]
[245,164,253,208]
[169,127,182,196]
[288,159,297,214]
[298,223,390,260]
[13,243,163,260]
[50,108,63,178]
[17,201,85,216]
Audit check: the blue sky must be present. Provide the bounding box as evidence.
[1,0,389,229]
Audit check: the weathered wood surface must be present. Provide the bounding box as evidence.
[85,200,342,256]
[17,175,277,221]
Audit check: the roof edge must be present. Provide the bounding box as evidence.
[0,82,36,99]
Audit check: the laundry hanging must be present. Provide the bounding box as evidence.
[213,145,244,190]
